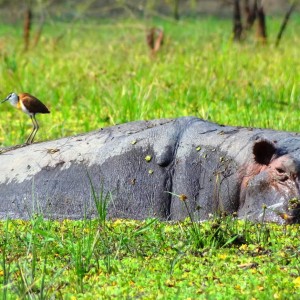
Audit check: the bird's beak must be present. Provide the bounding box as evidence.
[1,98,9,104]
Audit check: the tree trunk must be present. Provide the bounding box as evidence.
[23,7,32,51]
[233,0,243,41]
[256,5,267,42]
[275,1,297,47]
[174,0,180,21]
[244,0,257,29]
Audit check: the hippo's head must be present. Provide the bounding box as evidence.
[239,138,300,224]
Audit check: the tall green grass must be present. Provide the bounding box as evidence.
[0,17,300,146]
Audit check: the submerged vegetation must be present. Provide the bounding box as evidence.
[1,212,300,299]
[1,16,300,298]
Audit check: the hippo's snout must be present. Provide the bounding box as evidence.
[239,139,300,224]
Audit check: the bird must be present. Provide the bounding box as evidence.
[1,92,50,144]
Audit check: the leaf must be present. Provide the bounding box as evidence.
[145,155,152,162]
[293,277,300,288]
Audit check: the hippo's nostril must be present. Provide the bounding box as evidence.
[276,168,285,174]
[275,167,289,181]
[279,175,289,182]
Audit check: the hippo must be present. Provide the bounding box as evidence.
[0,116,300,223]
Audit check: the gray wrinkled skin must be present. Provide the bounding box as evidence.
[1,117,300,223]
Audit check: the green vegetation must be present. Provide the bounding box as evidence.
[1,16,300,298]
[0,17,300,146]
[1,211,300,299]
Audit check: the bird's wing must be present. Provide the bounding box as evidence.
[20,93,50,114]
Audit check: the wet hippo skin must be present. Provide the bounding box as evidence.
[1,117,300,223]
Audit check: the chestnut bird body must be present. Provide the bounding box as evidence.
[1,92,50,144]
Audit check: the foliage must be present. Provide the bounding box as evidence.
[0,17,300,146]
[1,214,300,299]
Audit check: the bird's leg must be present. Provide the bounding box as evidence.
[26,115,35,144]
[29,115,39,144]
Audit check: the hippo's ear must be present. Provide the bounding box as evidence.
[253,140,277,165]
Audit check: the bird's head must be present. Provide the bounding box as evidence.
[1,92,19,106]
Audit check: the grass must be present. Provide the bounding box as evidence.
[1,15,300,298]
[0,17,300,145]
[1,213,300,299]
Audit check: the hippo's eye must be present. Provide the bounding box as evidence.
[276,168,285,174]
